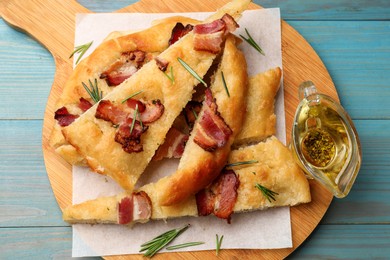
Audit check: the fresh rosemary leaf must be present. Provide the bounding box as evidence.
[166,241,204,250]
[122,90,143,103]
[240,28,265,55]
[221,71,230,97]
[163,66,175,84]
[215,234,224,256]
[255,183,279,203]
[177,57,207,87]
[69,41,93,64]
[192,108,198,120]
[140,224,190,257]
[225,160,258,168]
[82,78,102,103]
[129,104,138,135]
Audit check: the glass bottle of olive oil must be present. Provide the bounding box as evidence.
[291,81,361,198]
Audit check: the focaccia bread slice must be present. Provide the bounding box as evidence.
[63,136,311,225]
[233,67,282,147]
[62,11,246,191]
[155,34,248,206]
[50,16,201,165]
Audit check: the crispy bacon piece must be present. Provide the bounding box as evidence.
[100,50,146,86]
[155,57,169,72]
[78,97,93,112]
[196,169,240,223]
[152,127,189,161]
[221,13,239,32]
[139,99,164,124]
[193,89,232,151]
[54,107,78,127]
[193,14,239,53]
[118,191,152,225]
[193,19,225,34]
[126,98,146,113]
[95,99,163,153]
[118,195,133,225]
[168,23,194,46]
[115,117,148,153]
[95,100,127,125]
[194,31,224,54]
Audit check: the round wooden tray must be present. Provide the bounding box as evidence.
[1,0,335,259]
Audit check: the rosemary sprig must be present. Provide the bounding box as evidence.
[177,57,207,87]
[129,104,138,135]
[163,66,175,84]
[122,90,143,103]
[69,41,93,64]
[166,241,204,250]
[255,183,279,203]
[225,160,258,168]
[240,28,265,55]
[82,78,102,103]
[215,234,224,256]
[221,71,230,97]
[192,108,198,120]
[139,224,190,257]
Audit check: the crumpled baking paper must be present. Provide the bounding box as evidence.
[72,8,290,257]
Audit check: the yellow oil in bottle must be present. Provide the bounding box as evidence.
[295,101,352,189]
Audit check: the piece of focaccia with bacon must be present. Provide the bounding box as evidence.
[63,136,311,225]
[50,16,201,165]
[233,67,282,147]
[154,34,248,206]
[62,7,248,191]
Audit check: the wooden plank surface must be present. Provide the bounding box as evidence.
[0,0,389,259]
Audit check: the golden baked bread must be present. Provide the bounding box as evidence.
[63,136,311,225]
[233,67,282,147]
[155,34,248,206]
[49,16,201,165]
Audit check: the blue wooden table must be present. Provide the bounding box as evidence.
[1,0,389,259]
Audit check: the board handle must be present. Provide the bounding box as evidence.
[0,0,90,61]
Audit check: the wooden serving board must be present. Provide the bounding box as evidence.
[0,0,335,259]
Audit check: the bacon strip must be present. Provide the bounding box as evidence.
[100,50,146,87]
[115,117,148,153]
[118,191,152,225]
[95,100,128,125]
[196,169,239,223]
[95,99,164,153]
[155,57,169,72]
[54,107,78,127]
[78,97,93,112]
[193,89,232,151]
[193,19,225,34]
[221,13,239,33]
[168,23,194,46]
[193,14,239,53]
[152,127,189,161]
[139,99,164,124]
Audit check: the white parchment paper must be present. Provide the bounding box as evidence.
[72,9,290,257]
